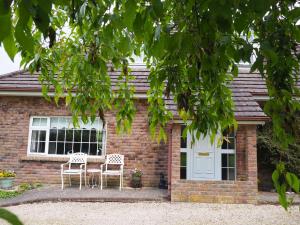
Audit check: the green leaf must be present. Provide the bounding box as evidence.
[0,13,11,42]
[272,169,279,184]
[0,0,12,15]
[288,7,300,21]
[123,0,137,28]
[261,48,278,66]
[3,33,17,61]
[290,173,299,193]
[33,0,51,36]
[133,13,145,40]
[152,0,163,19]
[15,23,34,55]
[0,208,23,225]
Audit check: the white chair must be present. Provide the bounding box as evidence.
[100,154,124,190]
[61,152,87,190]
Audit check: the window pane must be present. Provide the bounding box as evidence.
[82,129,90,142]
[221,140,227,149]
[180,152,187,167]
[50,118,59,128]
[97,131,103,142]
[30,141,38,153]
[180,167,186,179]
[49,142,56,154]
[40,118,47,126]
[50,129,57,141]
[81,143,89,154]
[90,143,98,155]
[65,143,73,154]
[90,130,97,142]
[59,118,68,128]
[32,118,40,126]
[40,131,46,142]
[222,168,228,180]
[38,142,45,153]
[66,129,73,142]
[57,129,65,142]
[73,142,81,153]
[229,168,235,180]
[57,142,64,154]
[74,130,81,142]
[180,126,187,148]
[222,154,227,167]
[31,130,39,142]
[228,154,235,167]
[228,138,235,149]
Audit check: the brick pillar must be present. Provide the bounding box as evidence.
[245,125,258,185]
[236,125,247,181]
[171,124,181,187]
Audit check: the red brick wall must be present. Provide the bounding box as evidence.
[0,96,168,187]
[170,124,258,203]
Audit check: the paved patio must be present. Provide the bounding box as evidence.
[0,186,169,207]
[1,186,299,207]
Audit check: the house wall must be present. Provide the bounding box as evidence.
[0,96,168,187]
[170,124,258,204]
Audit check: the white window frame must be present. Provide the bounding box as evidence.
[221,130,236,181]
[27,116,107,158]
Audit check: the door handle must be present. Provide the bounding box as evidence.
[198,152,209,156]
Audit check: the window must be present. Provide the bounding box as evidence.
[180,152,187,179]
[221,128,236,180]
[180,125,187,179]
[28,117,106,156]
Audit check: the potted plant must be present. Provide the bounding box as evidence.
[131,168,143,188]
[0,170,16,190]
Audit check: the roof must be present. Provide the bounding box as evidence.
[0,67,268,121]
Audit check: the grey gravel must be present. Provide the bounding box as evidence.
[1,202,299,225]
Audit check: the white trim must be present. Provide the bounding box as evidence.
[0,91,148,99]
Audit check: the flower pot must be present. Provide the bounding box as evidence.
[0,177,14,190]
[131,175,142,188]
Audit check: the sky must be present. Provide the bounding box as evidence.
[0,47,21,75]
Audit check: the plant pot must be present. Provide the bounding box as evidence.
[0,177,15,190]
[131,175,142,188]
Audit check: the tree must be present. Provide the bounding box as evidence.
[0,0,300,208]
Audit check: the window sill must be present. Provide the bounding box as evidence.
[20,155,105,163]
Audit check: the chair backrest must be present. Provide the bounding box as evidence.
[105,154,124,165]
[69,152,87,164]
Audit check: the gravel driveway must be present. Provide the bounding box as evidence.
[1,202,299,225]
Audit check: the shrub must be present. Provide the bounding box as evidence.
[257,122,300,177]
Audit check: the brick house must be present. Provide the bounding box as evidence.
[0,67,269,203]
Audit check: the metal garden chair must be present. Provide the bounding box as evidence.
[61,152,87,190]
[100,154,124,190]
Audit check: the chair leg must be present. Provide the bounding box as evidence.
[119,174,122,191]
[84,171,87,187]
[105,175,107,187]
[80,173,82,190]
[61,173,64,190]
[69,175,71,187]
[100,173,103,190]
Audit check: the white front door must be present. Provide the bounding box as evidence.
[187,133,221,180]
